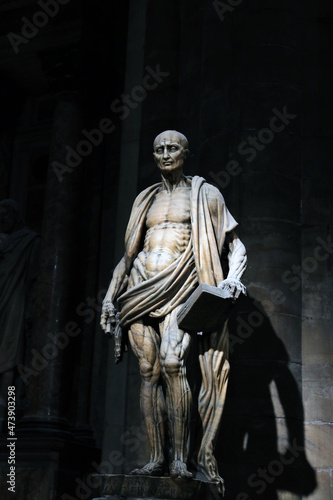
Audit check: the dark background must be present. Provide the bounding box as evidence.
[0,0,332,498]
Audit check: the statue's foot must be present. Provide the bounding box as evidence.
[170,460,193,479]
[129,461,164,476]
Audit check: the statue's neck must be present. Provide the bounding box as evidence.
[161,169,186,193]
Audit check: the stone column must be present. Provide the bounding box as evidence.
[19,77,83,434]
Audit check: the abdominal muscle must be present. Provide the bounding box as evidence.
[136,222,191,278]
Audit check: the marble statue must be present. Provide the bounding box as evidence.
[0,199,39,427]
[100,131,247,489]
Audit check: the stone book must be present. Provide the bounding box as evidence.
[177,283,233,333]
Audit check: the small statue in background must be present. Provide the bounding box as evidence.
[101,131,247,489]
[0,199,39,428]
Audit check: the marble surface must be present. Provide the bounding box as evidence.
[94,473,223,500]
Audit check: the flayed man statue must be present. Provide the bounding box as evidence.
[100,130,247,489]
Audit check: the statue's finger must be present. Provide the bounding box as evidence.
[100,318,107,328]
[110,318,117,326]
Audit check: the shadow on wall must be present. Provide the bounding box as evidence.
[202,294,316,500]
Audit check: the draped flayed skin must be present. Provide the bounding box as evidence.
[118,176,237,325]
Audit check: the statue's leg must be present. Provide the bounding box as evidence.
[196,320,229,485]
[159,307,193,478]
[128,319,166,475]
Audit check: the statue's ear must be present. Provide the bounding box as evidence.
[183,148,190,159]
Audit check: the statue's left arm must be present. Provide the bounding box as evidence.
[219,230,247,299]
[204,181,247,299]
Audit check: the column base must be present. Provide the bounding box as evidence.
[0,435,100,500]
[17,415,72,440]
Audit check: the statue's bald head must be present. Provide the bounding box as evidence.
[153,130,189,152]
[153,130,189,173]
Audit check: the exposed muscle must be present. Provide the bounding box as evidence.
[133,186,191,278]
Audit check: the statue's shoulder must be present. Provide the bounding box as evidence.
[132,182,161,207]
[192,176,225,203]
[205,182,224,199]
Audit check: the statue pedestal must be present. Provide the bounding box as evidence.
[92,474,223,500]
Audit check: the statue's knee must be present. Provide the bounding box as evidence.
[139,360,152,378]
[139,360,159,381]
[161,357,182,377]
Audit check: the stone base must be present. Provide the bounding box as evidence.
[92,474,224,500]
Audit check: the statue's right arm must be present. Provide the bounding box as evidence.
[100,256,128,334]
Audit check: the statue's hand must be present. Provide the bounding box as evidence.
[100,299,117,335]
[218,277,246,300]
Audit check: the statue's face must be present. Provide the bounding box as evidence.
[153,131,187,173]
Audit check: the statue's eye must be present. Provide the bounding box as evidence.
[170,146,178,151]
[156,148,163,154]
